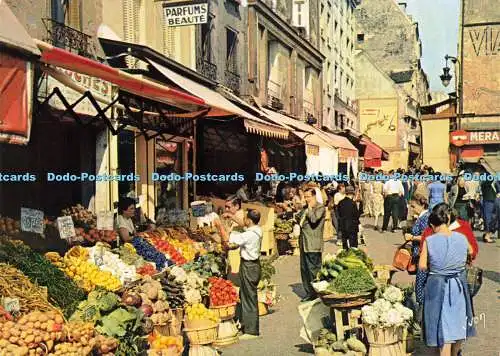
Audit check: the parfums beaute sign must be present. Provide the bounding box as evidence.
[163,0,209,27]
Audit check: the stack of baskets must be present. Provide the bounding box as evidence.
[210,303,239,346]
[154,308,184,337]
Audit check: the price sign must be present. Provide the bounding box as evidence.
[20,208,44,234]
[57,216,76,240]
[97,211,114,231]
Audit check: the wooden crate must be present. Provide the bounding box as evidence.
[330,305,364,341]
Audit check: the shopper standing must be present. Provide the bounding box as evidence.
[370,177,384,231]
[297,188,326,302]
[419,203,476,356]
[449,176,469,221]
[360,178,373,217]
[382,171,404,232]
[337,186,361,249]
[215,209,262,339]
[331,183,346,243]
[480,179,497,243]
[427,173,447,210]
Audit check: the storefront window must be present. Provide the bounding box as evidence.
[155,139,182,211]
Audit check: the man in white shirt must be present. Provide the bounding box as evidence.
[215,209,263,340]
[382,170,404,232]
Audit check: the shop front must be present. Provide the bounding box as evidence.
[450,129,500,174]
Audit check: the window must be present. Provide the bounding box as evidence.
[335,111,339,127]
[66,0,82,30]
[357,33,365,42]
[201,17,213,61]
[226,28,238,72]
[334,20,338,33]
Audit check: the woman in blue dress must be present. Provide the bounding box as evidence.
[419,203,476,356]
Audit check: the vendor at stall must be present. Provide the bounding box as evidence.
[223,197,245,231]
[214,209,263,340]
[115,197,137,243]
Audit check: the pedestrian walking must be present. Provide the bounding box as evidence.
[427,173,447,210]
[214,209,263,339]
[297,188,326,302]
[449,176,469,221]
[337,186,361,249]
[370,177,384,231]
[419,203,476,356]
[495,180,500,241]
[382,171,404,232]
[480,179,497,243]
[331,183,346,244]
[361,179,373,217]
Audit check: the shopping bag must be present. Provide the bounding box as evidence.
[392,241,412,270]
[466,265,483,297]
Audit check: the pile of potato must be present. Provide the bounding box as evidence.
[61,205,96,228]
[0,216,21,235]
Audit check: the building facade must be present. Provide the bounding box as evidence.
[248,0,324,125]
[319,0,358,132]
[453,0,500,173]
[354,0,430,169]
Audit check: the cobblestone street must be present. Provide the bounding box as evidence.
[221,218,500,356]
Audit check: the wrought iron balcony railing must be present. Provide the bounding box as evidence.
[224,69,240,94]
[42,18,95,59]
[196,57,218,82]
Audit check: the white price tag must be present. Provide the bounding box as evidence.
[20,208,44,234]
[97,211,114,231]
[57,216,76,240]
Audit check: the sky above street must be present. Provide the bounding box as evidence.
[405,0,460,93]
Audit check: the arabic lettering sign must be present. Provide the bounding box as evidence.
[97,211,114,231]
[164,0,208,27]
[57,216,76,240]
[20,208,44,234]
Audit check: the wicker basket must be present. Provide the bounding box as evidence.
[153,323,178,337]
[209,303,236,321]
[184,323,219,345]
[319,288,376,307]
[274,232,290,240]
[364,325,403,345]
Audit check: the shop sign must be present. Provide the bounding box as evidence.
[20,208,44,234]
[45,67,114,116]
[450,130,500,146]
[97,211,114,231]
[57,216,76,240]
[163,0,208,27]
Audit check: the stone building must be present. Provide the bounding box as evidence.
[247,0,324,124]
[354,0,430,169]
[319,0,358,132]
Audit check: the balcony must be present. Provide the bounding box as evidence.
[267,79,283,110]
[303,99,314,119]
[224,69,240,95]
[196,57,218,82]
[42,18,95,59]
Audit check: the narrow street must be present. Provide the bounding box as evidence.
[221,218,500,356]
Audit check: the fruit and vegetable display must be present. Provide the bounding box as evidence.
[168,266,208,305]
[131,237,170,270]
[274,218,293,234]
[183,253,225,278]
[47,248,122,292]
[147,334,183,354]
[185,303,218,324]
[74,228,117,244]
[126,277,171,326]
[87,244,138,284]
[314,329,367,355]
[0,216,21,235]
[114,244,148,269]
[0,263,61,315]
[148,237,187,266]
[137,264,157,276]
[313,249,376,295]
[160,274,186,310]
[0,239,87,318]
[61,205,96,229]
[208,277,238,306]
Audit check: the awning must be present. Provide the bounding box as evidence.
[0,0,40,56]
[35,40,205,109]
[360,138,384,168]
[148,59,289,139]
[461,146,484,161]
[293,130,333,149]
[481,156,500,174]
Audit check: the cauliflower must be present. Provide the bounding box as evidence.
[382,285,404,303]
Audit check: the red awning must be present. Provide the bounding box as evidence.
[34,40,205,109]
[460,146,484,162]
[364,158,382,168]
[361,138,383,160]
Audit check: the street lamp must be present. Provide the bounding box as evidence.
[440,55,457,87]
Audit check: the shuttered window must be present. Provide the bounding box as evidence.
[66,0,81,30]
[123,0,141,67]
[163,20,176,57]
[226,28,238,72]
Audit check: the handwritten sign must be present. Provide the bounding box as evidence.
[57,216,76,240]
[20,208,44,234]
[97,211,114,231]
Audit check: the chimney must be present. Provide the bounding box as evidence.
[398,2,407,11]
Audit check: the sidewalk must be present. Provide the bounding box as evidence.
[220,218,500,356]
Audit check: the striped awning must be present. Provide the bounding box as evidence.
[243,118,289,139]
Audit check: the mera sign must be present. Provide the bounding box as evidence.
[450,130,500,146]
[164,1,208,27]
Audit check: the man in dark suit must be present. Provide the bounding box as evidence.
[297,187,326,302]
[337,186,361,249]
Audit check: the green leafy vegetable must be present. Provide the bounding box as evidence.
[331,267,376,294]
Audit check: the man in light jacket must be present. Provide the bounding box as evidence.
[297,188,326,302]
